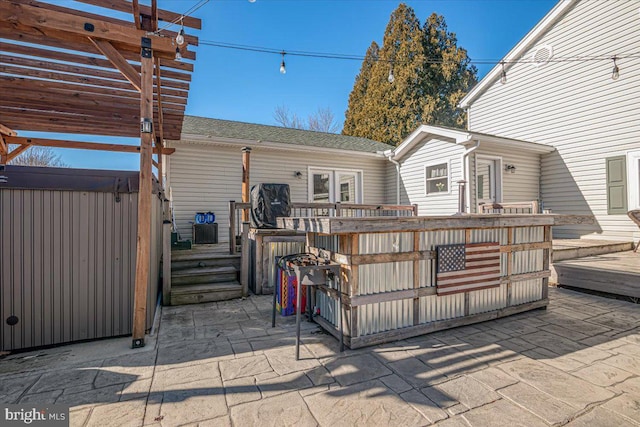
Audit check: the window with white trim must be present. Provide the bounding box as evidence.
[425,162,449,195]
[309,168,362,203]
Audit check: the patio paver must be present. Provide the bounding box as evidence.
[0,287,639,426]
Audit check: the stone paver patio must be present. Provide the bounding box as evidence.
[1,287,640,426]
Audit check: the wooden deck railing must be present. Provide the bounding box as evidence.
[480,201,540,214]
[229,201,418,254]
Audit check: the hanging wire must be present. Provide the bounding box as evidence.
[199,39,640,68]
[500,61,507,84]
[155,0,210,34]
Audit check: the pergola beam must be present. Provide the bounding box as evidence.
[6,144,31,162]
[5,136,176,155]
[89,38,142,92]
[0,123,17,137]
[76,0,202,30]
[0,1,184,55]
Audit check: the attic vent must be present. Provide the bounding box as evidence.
[531,44,553,67]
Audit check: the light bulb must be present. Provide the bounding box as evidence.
[175,48,182,61]
[249,0,256,2]
[388,68,394,83]
[175,28,185,46]
[611,57,620,80]
[280,60,286,74]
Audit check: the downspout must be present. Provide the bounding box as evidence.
[383,150,401,205]
[460,140,480,213]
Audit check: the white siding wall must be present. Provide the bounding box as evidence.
[394,137,464,215]
[468,0,640,240]
[167,141,388,241]
[471,146,541,211]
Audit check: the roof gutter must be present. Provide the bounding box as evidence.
[381,149,401,205]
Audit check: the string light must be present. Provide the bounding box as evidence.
[280,51,286,74]
[611,56,620,80]
[500,61,507,84]
[175,47,182,61]
[388,64,395,83]
[199,39,640,68]
[175,17,185,46]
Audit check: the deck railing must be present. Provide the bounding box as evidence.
[480,201,540,214]
[229,201,418,254]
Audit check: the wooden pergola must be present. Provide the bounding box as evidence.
[0,0,200,347]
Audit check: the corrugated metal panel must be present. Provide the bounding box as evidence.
[513,250,544,275]
[167,143,388,242]
[419,294,465,323]
[419,230,465,288]
[316,234,338,252]
[511,279,543,305]
[358,299,413,336]
[316,290,338,327]
[468,1,640,240]
[1,187,162,352]
[266,241,306,289]
[514,226,543,244]
[469,284,508,315]
[359,262,413,295]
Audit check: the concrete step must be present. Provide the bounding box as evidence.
[171,266,238,286]
[170,281,243,305]
[171,253,241,271]
[552,240,634,262]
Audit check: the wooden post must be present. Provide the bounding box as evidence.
[506,227,514,307]
[0,134,7,164]
[542,225,551,301]
[229,200,236,254]
[412,231,420,325]
[241,147,251,222]
[240,222,250,297]
[162,199,171,306]
[132,37,154,348]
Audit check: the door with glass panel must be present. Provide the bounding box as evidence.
[476,157,499,207]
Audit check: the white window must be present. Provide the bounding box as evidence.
[425,162,450,195]
[309,168,362,203]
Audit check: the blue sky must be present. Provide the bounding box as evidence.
[27,0,557,170]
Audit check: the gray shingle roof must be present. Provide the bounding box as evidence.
[181,115,392,154]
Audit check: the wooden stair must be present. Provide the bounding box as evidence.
[169,244,243,305]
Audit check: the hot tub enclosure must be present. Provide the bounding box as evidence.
[0,166,163,352]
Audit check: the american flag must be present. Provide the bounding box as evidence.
[436,242,501,296]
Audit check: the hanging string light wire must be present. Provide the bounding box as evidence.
[199,39,639,69]
[154,0,210,34]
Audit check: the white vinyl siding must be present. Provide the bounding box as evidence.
[167,141,387,242]
[468,0,640,240]
[394,137,463,216]
[470,146,541,212]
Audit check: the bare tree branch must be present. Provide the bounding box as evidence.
[8,145,69,167]
[274,105,340,133]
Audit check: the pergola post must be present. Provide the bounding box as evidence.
[131,36,154,348]
[241,147,251,222]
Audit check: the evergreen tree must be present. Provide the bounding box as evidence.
[342,41,379,136]
[343,4,477,145]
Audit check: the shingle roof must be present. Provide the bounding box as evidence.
[180,116,392,154]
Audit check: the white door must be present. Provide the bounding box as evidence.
[476,157,500,206]
[311,170,333,202]
[336,171,360,204]
[627,151,640,209]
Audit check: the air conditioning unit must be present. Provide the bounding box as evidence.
[193,223,218,244]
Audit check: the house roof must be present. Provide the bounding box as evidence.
[459,0,578,109]
[179,116,392,155]
[391,125,555,161]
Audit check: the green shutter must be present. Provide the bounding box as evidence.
[606,156,628,214]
